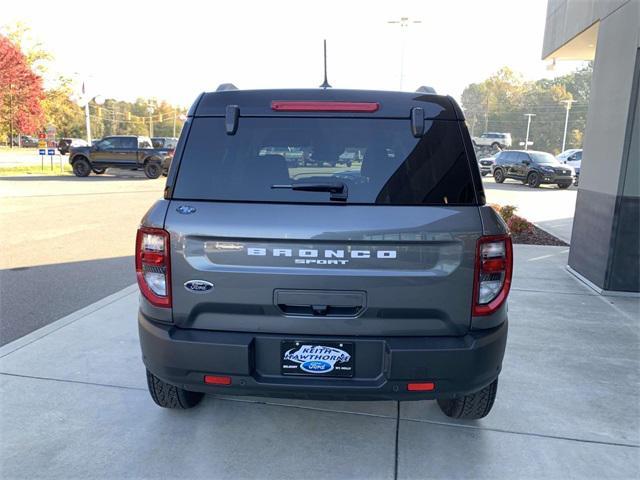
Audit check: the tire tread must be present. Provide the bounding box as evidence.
[437,379,498,419]
[146,369,203,409]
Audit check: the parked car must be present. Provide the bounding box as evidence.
[136,86,512,419]
[9,135,39,147]
[492,150,574,188]
[69,135,172,178]
[58,138,89,155]
[557,149,582,186]
[473,132,512,149]
[478,155,496,176]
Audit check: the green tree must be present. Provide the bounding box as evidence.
[461,65,592,153]
[42,77,84,137]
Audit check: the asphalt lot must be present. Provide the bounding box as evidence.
[0,172,165,345]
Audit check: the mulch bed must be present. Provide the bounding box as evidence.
[511,224,568,246]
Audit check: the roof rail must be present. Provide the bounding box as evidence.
[416,86,437,94]
[216,83,238,92]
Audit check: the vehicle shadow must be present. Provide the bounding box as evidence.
[482,179,575,192]
[0,256,135,346]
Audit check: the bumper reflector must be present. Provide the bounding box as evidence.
[204,375,232,386]
[407,382,435,391]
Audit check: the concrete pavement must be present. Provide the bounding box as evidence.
[1,245,638,479]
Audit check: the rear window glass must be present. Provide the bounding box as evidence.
[173,117,477,205]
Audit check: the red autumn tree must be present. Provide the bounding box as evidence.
[0,35,44,140]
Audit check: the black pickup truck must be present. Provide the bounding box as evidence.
[69,135,172,179]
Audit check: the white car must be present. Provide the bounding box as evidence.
[473,132,512,149]
[557,149,582,185]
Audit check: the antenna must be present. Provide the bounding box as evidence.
[319,39,331,89]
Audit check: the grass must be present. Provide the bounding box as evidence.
[0,164,73,176]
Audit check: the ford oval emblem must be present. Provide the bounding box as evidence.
[176,205,196,215]
[300,360,332,373]
[184,280,214,293]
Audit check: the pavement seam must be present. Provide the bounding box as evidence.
[511,287,596,297]
[0,371,146,392]
[401,417,640,449]
[212,395,398,420]
[393,401,400,480]
[0,285,137,357]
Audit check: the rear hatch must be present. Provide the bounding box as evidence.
[166,100,484,337]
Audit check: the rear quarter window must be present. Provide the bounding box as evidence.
[173,117,478,205]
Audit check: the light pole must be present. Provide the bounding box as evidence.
[524,113,536,150]
[77,78,104,144]
[560,99,576,152]
[387,17,422,90]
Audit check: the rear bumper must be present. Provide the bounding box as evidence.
[139,313,508,401]
[541,174,574,184]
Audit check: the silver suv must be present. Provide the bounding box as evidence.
[473,132,512,148]
[136,87,512,419]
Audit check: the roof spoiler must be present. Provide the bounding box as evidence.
[216,83,238,92]
[416,86,437,94]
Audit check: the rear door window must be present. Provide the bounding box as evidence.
[173,117,477,205]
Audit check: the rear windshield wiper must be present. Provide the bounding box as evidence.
[271,181,348,201]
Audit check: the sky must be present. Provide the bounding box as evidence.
[4,0,585,107]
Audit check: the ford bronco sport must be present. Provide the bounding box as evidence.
[137,86,512,419]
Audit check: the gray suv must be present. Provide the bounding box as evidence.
[136,87,512,419]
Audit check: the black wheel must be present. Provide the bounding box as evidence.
[146,369,204,409]
[72,157,91,177]
[92,167,106,174]
[527,172,541,188]
[558,183,571,189]
[493,169,505,183]
[491,142,500,149]
[144,162,162,179]
[437,379,498,419]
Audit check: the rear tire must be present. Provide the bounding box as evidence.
[146,369,204,409]
[527,172,541,188]
[144,162,162,179]
[558,183,571,189]
[437,379,498,419]
[493,169,505,183]
[72,157,91,177]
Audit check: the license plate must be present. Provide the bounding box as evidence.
[281,341,354,377]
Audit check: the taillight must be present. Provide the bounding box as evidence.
[472,235,513,316]
[135,227,171,308]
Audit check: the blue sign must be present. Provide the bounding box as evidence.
[39,149,46,155]
[47,149,55,155]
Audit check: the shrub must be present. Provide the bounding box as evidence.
[507,215,533,234]
[499,205,518,222]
